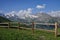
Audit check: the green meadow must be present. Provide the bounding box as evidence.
[0,28,60,40]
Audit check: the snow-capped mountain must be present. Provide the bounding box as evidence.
[33,13,54,23]
[0,11,60,23]
[4,13,39,22]
[48,11,60,17]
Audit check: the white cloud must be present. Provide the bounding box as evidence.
[48,11,60,17]
[36,4,46,9]
[5,8,34,19]
[27,8,32,11]
[5,8,39,19]
[16,8,32,19]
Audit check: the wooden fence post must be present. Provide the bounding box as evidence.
[18,22,20,29]
[8,22,10,29]
[55,22,58,37]
[32,22,34,34]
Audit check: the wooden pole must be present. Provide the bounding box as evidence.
[18,22,20,29]
[55,22,58,37]
[32,22,34,34]
[8,22,10,29]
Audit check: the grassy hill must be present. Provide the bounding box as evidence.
[0,16,11,22]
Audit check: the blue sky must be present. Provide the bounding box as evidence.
[0,0,60,14]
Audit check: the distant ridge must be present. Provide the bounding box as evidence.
[0,16,11,22]
[0,12,60,23]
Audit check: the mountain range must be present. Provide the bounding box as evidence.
[0,12,60,23]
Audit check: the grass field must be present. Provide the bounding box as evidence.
[0,28,60,40]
